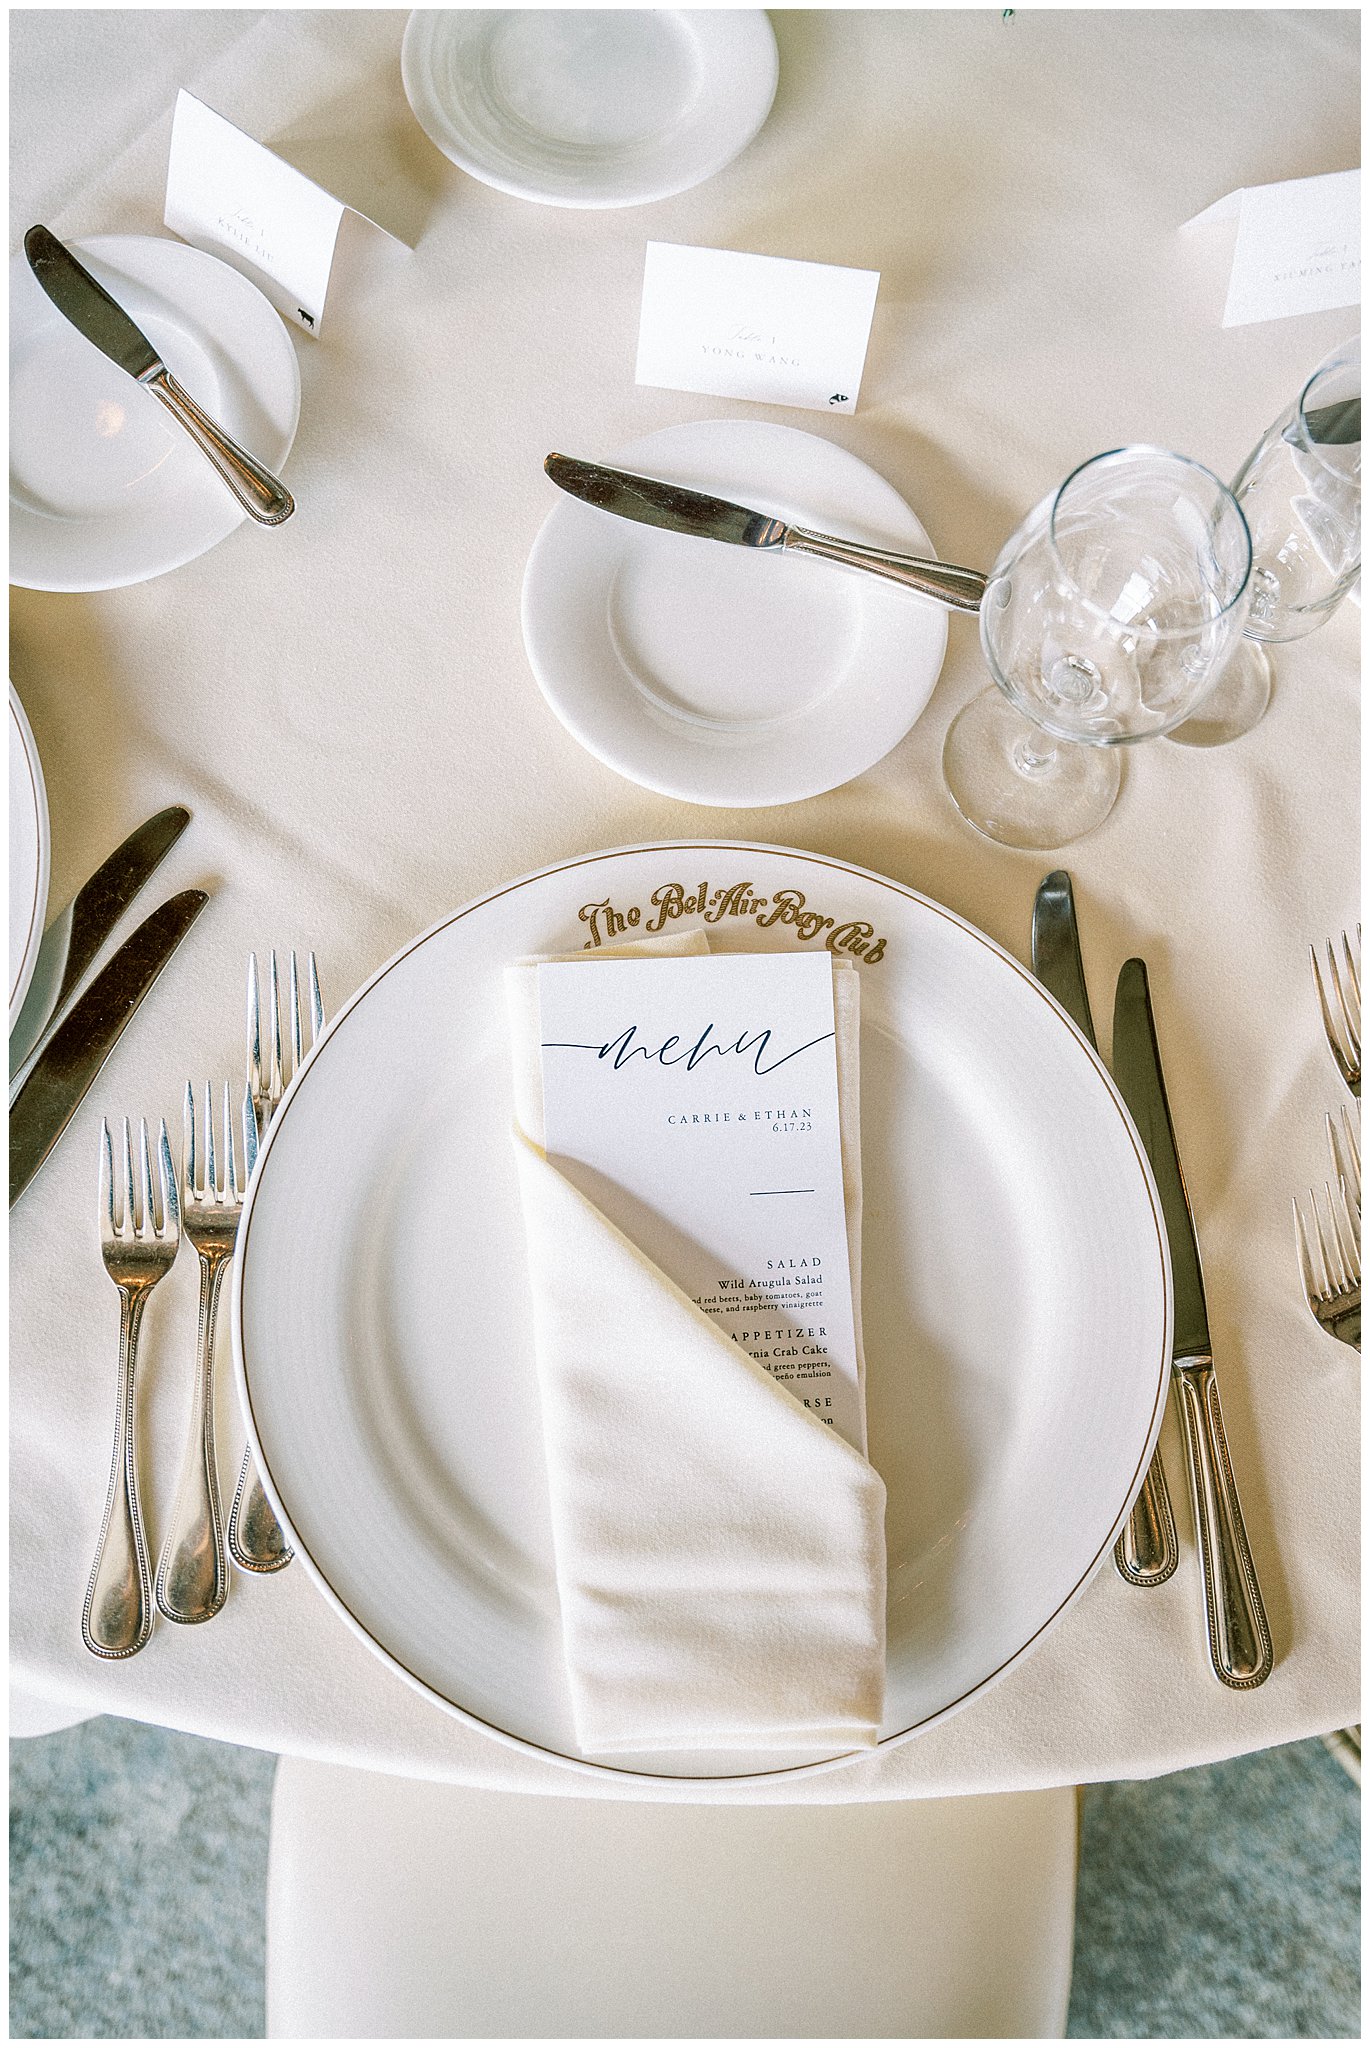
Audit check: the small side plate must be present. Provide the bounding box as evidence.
[10,234,300,592]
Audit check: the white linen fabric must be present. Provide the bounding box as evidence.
[9,9,1358,1803]
[506,939,885,1755]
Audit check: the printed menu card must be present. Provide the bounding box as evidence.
[538,950,865,1451]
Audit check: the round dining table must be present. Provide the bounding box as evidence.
[10,6,1359,1803]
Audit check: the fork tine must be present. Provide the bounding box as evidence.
[241,1079,259,1179]
[224,1080,240,1201]
[246,952,262,1098]
[1308,1186,1335,1298]
[139,1118,157,1235]
[1293,1195,1321,1312]
[1343,927,1360,1012]
[121,1117,137,1233]
[307,951,323,1043]
[288,951,303,1073]
[183,1082,196,1200]
[204,1081,217,1198]
[158,1118,179,1238]
[268,949,284,1105]
[99,1118,116,1241]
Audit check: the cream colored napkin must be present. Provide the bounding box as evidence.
[507,935,887,1757]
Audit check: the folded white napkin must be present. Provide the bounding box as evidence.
[507,935,887,1757]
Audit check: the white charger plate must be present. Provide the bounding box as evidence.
[233,842,1171,1786]
[10,235,300,592]
[401,9,778,208]
[522,421,951,806]
[9,685,50,1029]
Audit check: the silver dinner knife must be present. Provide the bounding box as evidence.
[10,805,191,1095]
[24,226,294,527]
[1031,873,1178,1589]
[10,890,209,1207]
[1111,957,1273,1688]
[544,452,988,613]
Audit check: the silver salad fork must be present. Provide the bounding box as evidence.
[227,950,324,1573]
[155,1081,256,1623]
[83,1117,179,1658]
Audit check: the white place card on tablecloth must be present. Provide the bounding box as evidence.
[164,91,407,334]
[537,949,866,1450]
[1183,169,1360,327]
[635,241,880,413]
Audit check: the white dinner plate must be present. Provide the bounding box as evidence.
[522,422,951,807]
[401,9,778,208]
[10,235,300,592]
[9,685,50,1030]
[233,842,1171,1786]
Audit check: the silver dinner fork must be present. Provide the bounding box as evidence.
[1312,926,1361,1096]
[227,950,324,1574]
[83,1118,179,1658]
[154,1081,256,1623]
[1293,1176,1361,1349]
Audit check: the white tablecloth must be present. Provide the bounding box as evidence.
[11,7,1359,1801]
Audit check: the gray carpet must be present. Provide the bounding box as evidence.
[9,1719,1360,2038]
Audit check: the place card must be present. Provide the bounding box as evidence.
[538,950,866,1450]
[635,241,880,413]
[1183,169,1360,328]
[164,91,407,334]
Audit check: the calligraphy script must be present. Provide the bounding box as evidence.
[541,1020,835,1080]
[576,881,888,964]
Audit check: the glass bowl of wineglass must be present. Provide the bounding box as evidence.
[1170,335,1359,747]
[942,445,1253,848]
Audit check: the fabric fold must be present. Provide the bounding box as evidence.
[507,935,887,1757]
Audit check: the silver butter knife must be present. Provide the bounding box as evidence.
[1112,957,1273,1689]
[10,805,191,1094]
[24,226,294,527]
[544,452,988,614]
[1031,873,1178,1589]
[10,890,209,1207]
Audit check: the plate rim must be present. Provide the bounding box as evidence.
[400,7,780,209]
[232,838,1172,1786]
[9,232,301,593]
[519,418,950,806]
[8,684,50,1029]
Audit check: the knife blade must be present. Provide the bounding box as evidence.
[543,452,989,613]
[9,805,191,1089]
[24,225,294,526]
[1111,957,1273,1688]
[1031,873,1178,1588]
[1030,869,1097,1045]
[9,890,209,1208]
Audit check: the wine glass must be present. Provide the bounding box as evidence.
[942,446,1253,849]
[1170,336,1360,747]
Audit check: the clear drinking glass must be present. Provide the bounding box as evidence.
[1170,336,1360,747]
[942,446,1253,849]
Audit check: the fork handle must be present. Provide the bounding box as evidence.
[228,1445,294,1573]
[1174,1356,1273,1688]
[155,1251,230,1625]
[1114,1441,1179,1586]
[82,1287,154,1658]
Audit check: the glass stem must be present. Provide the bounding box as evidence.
[1012,733,1060,778]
